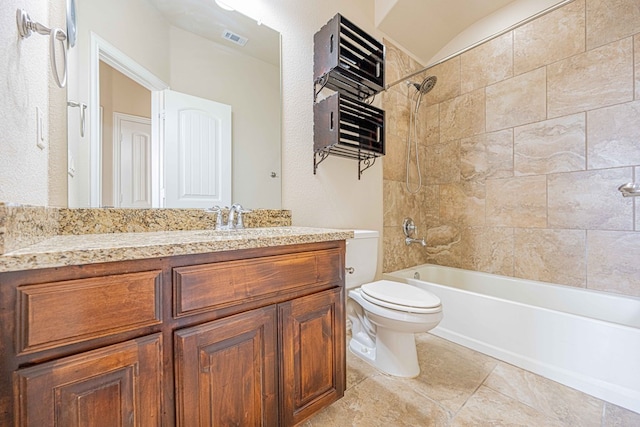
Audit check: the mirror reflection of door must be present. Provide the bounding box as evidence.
[163,90,232,209]
[100,61,152,208]
[114,114,152,208]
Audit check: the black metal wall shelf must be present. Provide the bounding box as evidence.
[314,14,384,101]
[314,93,384,179]
[313,13,385,179]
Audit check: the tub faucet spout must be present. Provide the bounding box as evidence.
[405,237,426,246]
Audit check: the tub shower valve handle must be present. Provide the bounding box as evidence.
[403,217,426,246]
[403,217,417,237]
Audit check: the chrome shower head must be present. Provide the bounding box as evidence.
[411,76,437,94]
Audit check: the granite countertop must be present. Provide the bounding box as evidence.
[0,227,354,273]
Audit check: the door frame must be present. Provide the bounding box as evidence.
[89,32,169,207]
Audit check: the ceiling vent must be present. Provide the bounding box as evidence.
[222,30,248,46]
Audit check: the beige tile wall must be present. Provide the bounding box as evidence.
[382,0,640,298]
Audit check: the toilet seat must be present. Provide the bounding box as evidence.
[360,280,441,314]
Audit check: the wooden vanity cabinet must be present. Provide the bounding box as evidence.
[0,240,346,426]
[174,287,345,427]
[0,260,165,427]
[172,242,346,426]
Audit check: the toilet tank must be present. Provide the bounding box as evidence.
[345,230,379,290]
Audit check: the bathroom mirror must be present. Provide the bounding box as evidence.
[67,0,281,209]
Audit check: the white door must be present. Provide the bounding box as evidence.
[163,90,232,208]
[115,114,152,208]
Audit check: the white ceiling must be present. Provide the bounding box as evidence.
[146,0,280,66]
[145,0,567,74]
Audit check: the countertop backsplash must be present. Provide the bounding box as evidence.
[0,202,292,256]
[0,203,60,255]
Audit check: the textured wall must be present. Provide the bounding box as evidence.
[0,0,52,205]
[383,0,640,298]
[230,0,383,232]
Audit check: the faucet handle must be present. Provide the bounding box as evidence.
[205,205,225,230]
[236,208,252,229]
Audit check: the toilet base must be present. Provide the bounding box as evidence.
[349,328,420,378]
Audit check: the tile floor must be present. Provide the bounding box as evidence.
[304,333,640,426]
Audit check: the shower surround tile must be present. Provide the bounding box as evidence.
[460,130,513,182]
[483,363,603,427]
[384,39,422,98]
[587,100,640,169]
[458,226,514,276]
[424,223,463,268]
[383,225,430,272]
[587,230,640,296]
[382,0,640,299]
[547,168,633,230]
[485,176,547,228]
[586,0,640,49]
[514,113,586,176]
[513,228,587,287]
[547,37,634,118]
[422,57,461,106]
[416,103,439,146]
[439,182,485,227]
[485,67,546,132]
[513,0,585,75]
[383,133,407,182]
[383,89,411,141]
[383,180,438,228]
[439,89,485,143]
[424,140,461,184]
[460,32,513,93]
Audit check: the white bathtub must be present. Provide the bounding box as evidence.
[383,264,640,414]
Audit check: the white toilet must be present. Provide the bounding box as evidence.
[346,230,443,377]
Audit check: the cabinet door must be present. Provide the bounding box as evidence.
[279,287,346,426]
[13,334,162,427]
[174,306,278,426]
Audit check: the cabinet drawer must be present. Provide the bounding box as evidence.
[174,248,343,316]
[17,270,162,355]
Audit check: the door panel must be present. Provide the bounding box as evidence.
[279,287,346,426]
[13,334,162,427]
[174,306,278,426]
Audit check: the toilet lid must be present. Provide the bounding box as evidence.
[360,280,441,313]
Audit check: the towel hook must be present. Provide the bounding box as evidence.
[16,9,68,88]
